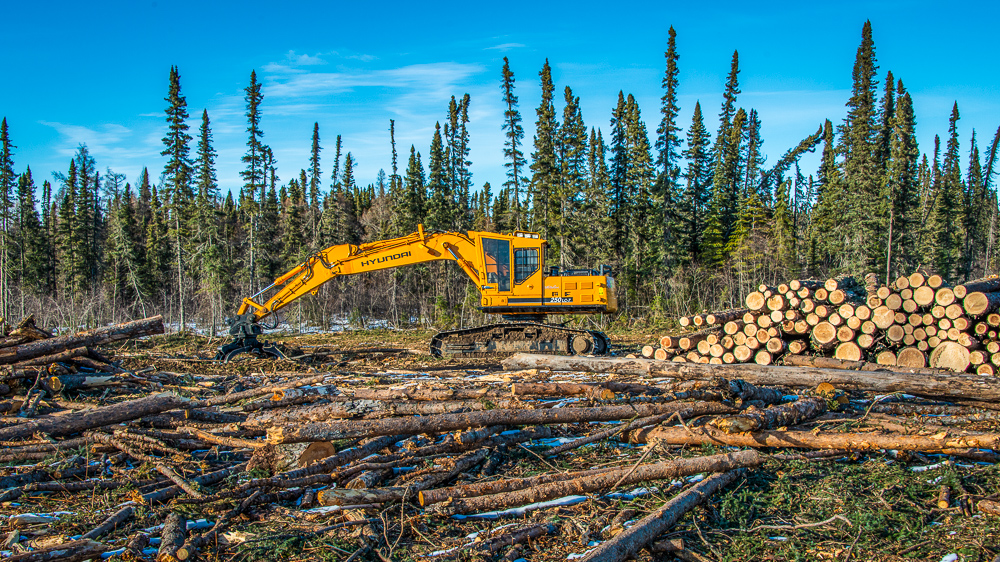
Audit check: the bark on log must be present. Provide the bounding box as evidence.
[349,386,496,401]
[157,512,187,562]
[711,397,827,433]
[267,402,735,444]
[630,425,1000,452]
[247,398,529,426]
[0,316,164,366]
[437,451,760,515]
[578,470,746,562]
[543,411,681,458]
[317,448,489,506]
[81,506,134,540]
[9,347,88,369]
[955,277,1000,299]
[0,392,192,442]
[200,374,327,407]
[4,540,113,562]
[501,354,1000,401]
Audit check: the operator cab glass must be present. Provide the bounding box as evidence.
[482,238,511,291]
[514,248,538,284]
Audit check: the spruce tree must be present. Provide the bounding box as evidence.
[398,146,425,234]
[608,92,629,262]
[530,59,559,238]
[883,81,919,278]
[624,94,656,285]
[308,122,322,245]
[678,102,711,262]
[193,109,225,326]
[963,131,986,277]
[840,20,882,269]
[500,57,527,229]
[557,86,588,266]
[0,118,14,319]
[14,168,43,299]
[240,70,265,292]
[655,26,682,176]
[162,66,194,329]
[930,104,963,280]
[425,123,453,231]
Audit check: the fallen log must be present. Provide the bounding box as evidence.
[501,354,1000,402]
[418,465,620,507]
[316,448,489,506]
[782,354,952,375]
[4,539,113,562]
[511,382,615,400]
[246,398,529,426]
[435,450,761,515]
[157,512,187,562]
[711,397,827,433]
[629,425,1000,452]
[472,523,557,554]
[349,386,497,401]
[199,374,327,407]
[10,347,89,368]
[267,402,736,444]
[544,411,678,457]
[0,392,193,442]
[0,316,164,366]
[80,506,134,540]
[579,470,746,562]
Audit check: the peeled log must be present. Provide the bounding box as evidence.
[963,292,1000,317]
[579,470,745,562]
[930,341,972,372]
[0,316,164,366]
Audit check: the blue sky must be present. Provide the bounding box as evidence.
[2,1,998,198]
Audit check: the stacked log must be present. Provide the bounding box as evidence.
[651,273,1000,373]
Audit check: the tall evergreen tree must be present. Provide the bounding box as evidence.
[162,66,194,330]
[883,81,919,278]
[0,118,14,319]
[308,122,322,246]
[678,102,712,262]
[840,20,882,269]
[930,103,964,280]
[556,86,588,265]
[654,27,683,270]
[529,59,559,238]
[425,123,454,231]
[240,70,265,292]
[500,57,527,229]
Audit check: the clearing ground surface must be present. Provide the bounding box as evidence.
[1,326,999,562]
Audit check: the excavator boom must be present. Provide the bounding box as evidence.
[217,225,617,361]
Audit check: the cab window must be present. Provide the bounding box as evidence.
[482,238,511,291]
[514,248,538,284]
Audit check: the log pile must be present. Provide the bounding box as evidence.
[653,272,1000,373]
[5,332,1000,562]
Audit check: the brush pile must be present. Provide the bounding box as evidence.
[648,272,1000,373]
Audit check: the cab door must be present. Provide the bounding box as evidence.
[482,238,512,293]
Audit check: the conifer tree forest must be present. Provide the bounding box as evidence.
[1,21,998,333]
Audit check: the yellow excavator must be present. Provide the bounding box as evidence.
[216,224,618,361]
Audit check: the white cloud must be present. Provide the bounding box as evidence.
[485,43,525,52]
[39,121,134,157]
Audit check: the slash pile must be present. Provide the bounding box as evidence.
[648,271,1000,373]
[2,332,1000,561]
